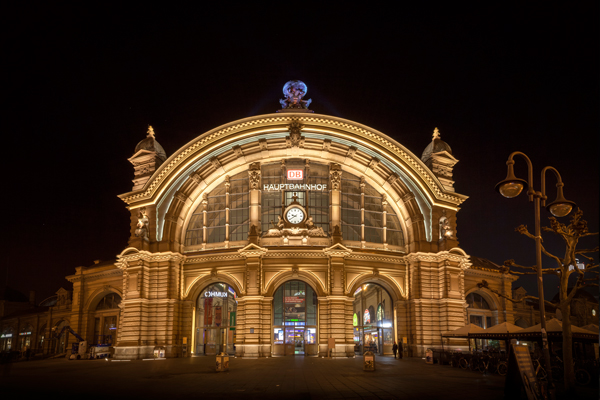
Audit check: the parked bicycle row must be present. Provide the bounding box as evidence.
[438,349,597,386]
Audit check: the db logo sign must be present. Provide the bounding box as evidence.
[287,170,303,180]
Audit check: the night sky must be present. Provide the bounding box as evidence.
[3,4,598,304]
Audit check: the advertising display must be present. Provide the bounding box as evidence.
[284,294,305,322]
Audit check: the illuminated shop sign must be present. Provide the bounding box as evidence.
[263,183,327,191]
[204,291,228,298]
[285,296,304,303]
[287,170,303,180]
[0,334,12,338]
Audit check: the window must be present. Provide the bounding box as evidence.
[185,171,250,245]
[95,293,122,310]
[272,281,317,326]
[261,161,330,237]
[466,293,490,309]
[341,172,405,248]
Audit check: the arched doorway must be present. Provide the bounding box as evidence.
[353,283,394,355]
[195,282,238,356]
[272,280,318,356]
[92,292,122,345]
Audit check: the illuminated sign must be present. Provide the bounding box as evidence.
[263,183,327,191]
[204,291,228,298]
[285,296,304,303]
[287,170,303,180]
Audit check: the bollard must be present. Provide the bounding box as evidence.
[216,352,229,372]
[363,351,375,371]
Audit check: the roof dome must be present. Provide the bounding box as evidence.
[421,128,452,162]
[134,126,167,161]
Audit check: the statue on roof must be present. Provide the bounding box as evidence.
[279,80,312,109]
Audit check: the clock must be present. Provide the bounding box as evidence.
[285,207,305,224]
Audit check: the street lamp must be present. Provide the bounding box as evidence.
[496,151,576,398]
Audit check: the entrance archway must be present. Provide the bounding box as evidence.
[353,283,395,355]
[272,280,318,356]
[195,282,238,356]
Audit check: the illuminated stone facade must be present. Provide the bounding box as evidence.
[0,95,524,359]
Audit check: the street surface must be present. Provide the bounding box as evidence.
[0,355,596,399]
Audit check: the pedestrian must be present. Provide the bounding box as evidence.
[398,340,403,359]
[392,341,398,359]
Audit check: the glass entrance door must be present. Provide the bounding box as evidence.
[294,328,305,355]
[284,327,305,355]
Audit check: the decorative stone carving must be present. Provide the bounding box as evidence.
[360,176,366,189]
[346,147,357,159]
[386,173,398,186]
[279,80,312,109]
[135,207,149,238]
[258,138,268,151]
[189,171,204,185]
[439,209,454,240]
[305,217,327,237]
[209,157,221,170]
[232,145,243,158]
[368,158,380,170]
[402,192,415,203]
[330,164,342,190]
[224,175,230,190]
[322,139,331,152]
[248,163,261,190]
[286,120,305,148]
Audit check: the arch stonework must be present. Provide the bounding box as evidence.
[109,111,513,360]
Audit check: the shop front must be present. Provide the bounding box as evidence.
[353,283,395,355]
[195,283,237,356]
[272,280,318,356]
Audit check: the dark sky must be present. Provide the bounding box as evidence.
[3,4,598,303]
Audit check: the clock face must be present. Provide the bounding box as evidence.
[286,207,305,224]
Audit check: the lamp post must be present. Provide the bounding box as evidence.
[495,151,576,399]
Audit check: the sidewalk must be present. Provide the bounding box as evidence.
[0,355,595,399]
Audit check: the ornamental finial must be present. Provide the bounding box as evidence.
[432,127,440,140]
[147,125,155,138]
[278,80,312,110]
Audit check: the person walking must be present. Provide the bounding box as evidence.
[392,342,398,359]
[398,340,403,359]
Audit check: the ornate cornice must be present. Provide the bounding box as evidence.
[66,269,123,283]
[406,250,470,267]
[116,249,186,268]
[184,254,244,264]
[263,251,327,258]
[346,254,405,264]
[118,114,467,207]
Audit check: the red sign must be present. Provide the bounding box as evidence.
[285,296,304,304]
[287,170,303,180]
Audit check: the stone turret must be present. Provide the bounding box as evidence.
[128,126,167,191]
[421,127,458,192]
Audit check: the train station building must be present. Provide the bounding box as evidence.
[1,81,528,359]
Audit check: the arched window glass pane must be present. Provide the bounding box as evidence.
[273,280,317,327]
[466,293,490,309]
[96,293,122,311]
[196,283,238,328]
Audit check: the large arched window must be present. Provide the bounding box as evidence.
[272,280,318,356]
[466,292,494,329]
[466,293,490,309]
[353,283,394,355]
[341,172,405,248]
[185,171,250,246]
